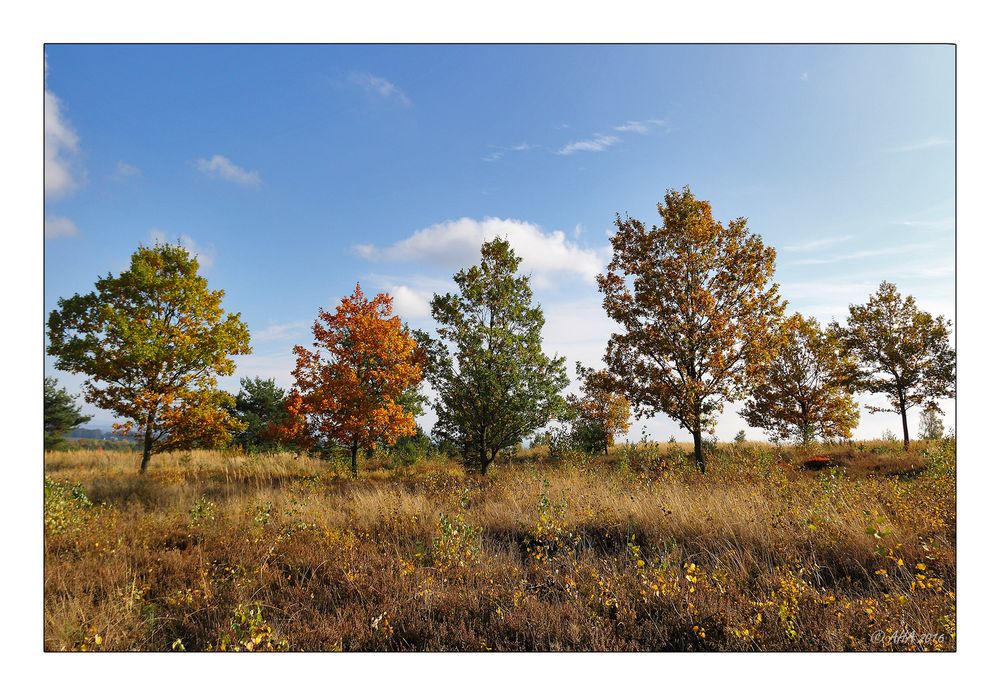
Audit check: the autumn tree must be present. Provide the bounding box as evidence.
[831,281,955,450]
[420,238,569,474]
[918,404,945,440]
[43,377,91,449]
[47,242,250,473]
[281,284,424,476]
[566,363,631,455]
[229,377,288,452]
[739,313,859,445]
[597,187,786,473]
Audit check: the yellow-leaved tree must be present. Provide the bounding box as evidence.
[739,313,859,445]
[597,187,786,472]
[46,242,251,473]
[566,363,631,455]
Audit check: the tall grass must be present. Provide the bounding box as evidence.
[43,440,955,651]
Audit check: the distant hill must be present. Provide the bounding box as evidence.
[67,427,134,442]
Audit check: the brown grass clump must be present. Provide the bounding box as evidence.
[44,439,956,652]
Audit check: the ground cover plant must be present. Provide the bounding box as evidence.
[44,437,955,652]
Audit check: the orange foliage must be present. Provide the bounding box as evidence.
[281,284,424,475]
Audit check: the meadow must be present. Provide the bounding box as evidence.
[43,439,956,652]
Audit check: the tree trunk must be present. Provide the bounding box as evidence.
[898,388,910,451]
[139,419,153,474]
[479,447,489,476]
[693,427,706,474]
[350,437,359,478]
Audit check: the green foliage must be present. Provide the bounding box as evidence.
[215,603,289,652]
[44,377,91,450]
[733,429,747,444]
[918,405,945,440]
[432,513,482,568]
[46,241,251,471]
[419,238,569,474]
[44,477,93,534]
[831,281,955,449]
[229,377,287,452]
[388,427,434,467]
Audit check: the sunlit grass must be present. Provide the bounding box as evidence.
[44,439,955,651]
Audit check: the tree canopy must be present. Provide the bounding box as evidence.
[420,238,569,474]
[43,377,91,450]
[280,284,425,476]
[229,377,288,452]
[566,363,631,455]
[597,187,786,472]
[740,313,859,444]
[831,281,955,450]
[46,242,251,472]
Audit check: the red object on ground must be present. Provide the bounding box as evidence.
[804,455,833,469]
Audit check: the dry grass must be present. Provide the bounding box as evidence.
[43,439,955,651]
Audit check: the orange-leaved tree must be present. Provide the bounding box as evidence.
[567,363,631,455]
[597,187,786,473]
[739,313,859,445]
[281,284,425,476]
[46,242,251,473]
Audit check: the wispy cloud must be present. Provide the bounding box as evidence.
[354,217,607,286]
[556,134,620,156]
[350,71,411,107]
[45,216,78,239]
[888,137,953,153]
[254,321,309,343]
[612,119,667,134]
[783,235,853,252]
[789,243,933,266]
[800,72,809,82]
[149,230,216,269]
[195,155,261,187]
[482,142,536,162]
[44,57,83,199]
[112,161,141,180]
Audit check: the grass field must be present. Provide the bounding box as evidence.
[43,439,956,651]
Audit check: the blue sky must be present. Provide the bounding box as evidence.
[43,44,956,440]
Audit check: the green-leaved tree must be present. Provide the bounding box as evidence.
[831,281,955,450]
[43,377,91,449]
[47,242,251,473]
[229,377,288,452]
[420,238,569,474]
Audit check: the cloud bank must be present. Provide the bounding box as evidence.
[354,217,607,285]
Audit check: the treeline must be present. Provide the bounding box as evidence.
[45,187,955,474]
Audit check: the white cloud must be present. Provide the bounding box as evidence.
[354,217,607,285]
[556,134,620,155]
[44,216,78,239]
[149,230,216,270]
[44,64,82,199]
[789,243,932,266]
[389,285,434,320]
[482,142,536,162]
[254,321,309,343]
[195,155,261,187]
[782,235,853,252]
[113,161,141,180]
[350,71,411,106]
[612,119,667,134]
[888,136,953,153]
